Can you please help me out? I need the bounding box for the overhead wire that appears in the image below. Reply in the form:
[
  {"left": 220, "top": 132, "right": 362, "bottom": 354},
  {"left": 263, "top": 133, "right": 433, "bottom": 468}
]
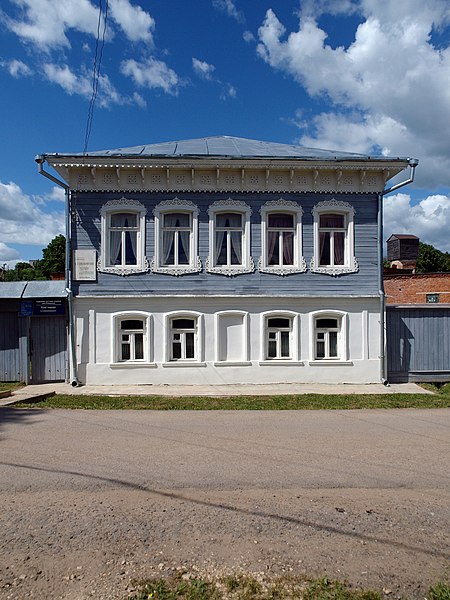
[{"left": 83, "top": 0, "right": 109, "bottom": 155}]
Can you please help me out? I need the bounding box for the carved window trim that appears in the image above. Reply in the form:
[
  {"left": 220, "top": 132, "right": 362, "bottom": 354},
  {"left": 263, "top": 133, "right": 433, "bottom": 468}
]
[
  {"left": 310, "top": 199, "right": 358, "bottom": 276},
  {"left": 258, "top": 199, "right": 306, "bottom": 276},
  {"left": 205, "top": 199, "right": 255, "bottom": 276},
  {"left": 151, "top": 198, "right": 201, "bottom": 276},
  {"left": 98, "top": 198, "right": 149, "bottom": 276}
]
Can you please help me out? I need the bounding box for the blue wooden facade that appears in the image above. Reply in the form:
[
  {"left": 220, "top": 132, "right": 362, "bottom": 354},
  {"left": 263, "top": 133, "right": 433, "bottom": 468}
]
[{"left": 40, "top": 136, "right": 413, "bottom": 386}]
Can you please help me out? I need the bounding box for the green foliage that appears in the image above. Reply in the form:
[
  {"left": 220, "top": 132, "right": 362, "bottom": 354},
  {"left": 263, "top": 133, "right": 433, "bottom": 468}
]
[
  {"left": 130, "top": 576, "right": 221, "bottom": 600},
  {"left": 416, "top": 242, "right": 450, "bottom": 273},
  {"left": 303, "top": 578, "right": 380, "bottom": 600},
  {"left": 1, "top": 235, "right": 65, "bottom": 281},
  {"left": 428, "top": 582, "right": 450, "bottom": 600},
  {"left": 40, "top": 234, "right": 66, "bottom": 278}
]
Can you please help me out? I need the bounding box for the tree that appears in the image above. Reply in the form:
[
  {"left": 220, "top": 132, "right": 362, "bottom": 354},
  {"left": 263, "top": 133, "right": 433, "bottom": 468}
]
[
  {"left": 40, "top": 235, "right": 66, "bottom": 278},
  {"left": 416, "top": 242, "right": 450, "bottom": 273},
  {"left": 1, "top": 235, "right": 65, "bottom": 282}
]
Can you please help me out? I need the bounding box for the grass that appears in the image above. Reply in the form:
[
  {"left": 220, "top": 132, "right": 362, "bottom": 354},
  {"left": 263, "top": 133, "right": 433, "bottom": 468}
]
[
  {"left": 0, "top": 382, "right": 25, "bottom": 393},
  {"left": 12, "top": 390, "right": 450, "bottom": 410},
  {"left": 127, "top": 574, "right": 450, "bottom": 600}
]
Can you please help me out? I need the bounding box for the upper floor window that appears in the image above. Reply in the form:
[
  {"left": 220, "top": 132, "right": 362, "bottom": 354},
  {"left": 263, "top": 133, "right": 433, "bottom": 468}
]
[
  {"left": 99, "top": 198, "right": 149, "bottom": 276},
  {"left": 152, "top": 199, "right": 201, "bottom": 276},
  {"left": 258, "top": 200, "right": 306, "bottom": 275},
  {"left": 310, "top": 200, "right": 358, "bottom": 276},
  {"left": 206, "top": 200, "right": 254, "bottom": 276}
]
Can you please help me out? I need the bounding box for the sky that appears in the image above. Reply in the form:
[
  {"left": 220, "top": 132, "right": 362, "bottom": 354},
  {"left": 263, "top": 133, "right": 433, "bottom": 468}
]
[{"left": 1, "top": 0, "right": 450, "bottom": 265}]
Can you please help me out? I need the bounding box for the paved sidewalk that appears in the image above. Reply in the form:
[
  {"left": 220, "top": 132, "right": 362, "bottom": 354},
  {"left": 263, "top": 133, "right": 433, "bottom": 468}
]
[{"left": 0, "top": 380, "right": 431, "bottom": 406}]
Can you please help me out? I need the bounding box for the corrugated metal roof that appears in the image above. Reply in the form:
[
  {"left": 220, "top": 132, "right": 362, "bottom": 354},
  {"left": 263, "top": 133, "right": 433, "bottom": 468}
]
[
  {"left": 44, "top": 135, "right": 408, "bottom": 162},
  {"left": 0, "top": 281, "right": 68, "bottom": 299}
]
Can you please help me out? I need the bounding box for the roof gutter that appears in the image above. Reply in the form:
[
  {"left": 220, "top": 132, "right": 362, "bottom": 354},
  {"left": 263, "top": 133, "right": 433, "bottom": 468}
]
[
  {"left": 378, "top": 157, "right": 419, "bottom": 385},
  {"left": 35, "top": 155, "right": 79, "bottom": 387}
]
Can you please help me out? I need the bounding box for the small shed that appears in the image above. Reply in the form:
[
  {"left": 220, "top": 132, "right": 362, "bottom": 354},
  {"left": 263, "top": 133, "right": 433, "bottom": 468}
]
[
  {"left": 0, "top": 281, "right": 68, "bottom": 383},
  {"left": 387, "top": 234, "right": 419, "bottom": 262}
]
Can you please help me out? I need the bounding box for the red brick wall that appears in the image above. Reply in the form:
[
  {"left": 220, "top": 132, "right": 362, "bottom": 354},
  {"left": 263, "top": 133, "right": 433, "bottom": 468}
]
[{"left": 384, "top": 273, "right": 450, "bottom": 304}]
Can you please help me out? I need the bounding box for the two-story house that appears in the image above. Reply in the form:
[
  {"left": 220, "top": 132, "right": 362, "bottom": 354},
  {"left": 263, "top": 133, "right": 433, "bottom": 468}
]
[{"left": 37, "top": 136, "right": 415, "bottom": 386}]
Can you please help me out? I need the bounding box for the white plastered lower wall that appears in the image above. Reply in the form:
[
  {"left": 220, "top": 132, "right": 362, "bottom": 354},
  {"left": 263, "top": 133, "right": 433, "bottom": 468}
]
[{"left": 74, "top": 296, "right": 381, "bottom": 385}]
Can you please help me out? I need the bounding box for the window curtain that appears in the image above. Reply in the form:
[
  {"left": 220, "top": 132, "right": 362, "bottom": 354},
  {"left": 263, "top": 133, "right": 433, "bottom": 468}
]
[
  {"left": 109, "top": 214, "right": 129, "bottom": 265},
  {"left": 162, "top": 214, "right": 179, "bottom": 264},
  {"left": 334, "top": 232, "right": 345, "bottom": 265},
  {"left": 268, "top": 214, "right": 294, "bottom": 266},
  {"left": 215, "top": 213, "right": 242, "bottom": 266}
]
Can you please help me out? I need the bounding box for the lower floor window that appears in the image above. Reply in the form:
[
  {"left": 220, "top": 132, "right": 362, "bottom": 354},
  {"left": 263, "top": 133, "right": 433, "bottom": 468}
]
[
  {"left": 170, "top": 317, "right": 197, "bottom": 360},
  {"left": 315, "top": 317, "right": 340, "bottom": 359},
  {"left": 266, "top": 316, "right": 292, "bottom": 359},
  {"left": 119, "top": 319, "right": 145, "bottom": 361}
]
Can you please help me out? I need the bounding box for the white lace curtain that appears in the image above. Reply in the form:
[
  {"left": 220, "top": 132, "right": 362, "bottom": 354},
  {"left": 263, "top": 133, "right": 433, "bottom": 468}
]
[
  {"left": 162, "top": 213, "right": 190, "bottom": 265},
  {"left": 109, "top": 213, "right": 137, "bottom": 266},
  {"left": 215, "top": 213, "right": 242, "bottom": 265}
]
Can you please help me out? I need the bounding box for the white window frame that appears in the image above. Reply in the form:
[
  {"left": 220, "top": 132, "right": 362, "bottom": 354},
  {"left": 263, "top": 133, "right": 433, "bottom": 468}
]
[
  {"left": 205, "top": 199, "right": 254, "bottom": 276},
  {"left": 309, "top": 310, "right": 349, "bottom": 363},
  {"left": 310, "top": 200, "right": 358, "bottom": 276},
  {"left": 163, "top": 311, "right": 204, "bottom": 365},
  {"left": 99, "top": 198, "right": 149, "bottom": 276},
  {"left": 258, "top": 200, "right": 306, "bottom": 275},
  {"left": 152, "top": 198, "right": 201, "bottom": 276},
  {"left": 111, "top": 312, "right": 153, "bottom": 365},
  {"left": 259, "top": 311, "right": 302, "bottom": 364}
]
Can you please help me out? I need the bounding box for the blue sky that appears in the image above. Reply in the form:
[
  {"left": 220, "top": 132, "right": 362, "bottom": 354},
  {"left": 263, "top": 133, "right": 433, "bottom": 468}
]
[{"left": 1, "top": 0, "right": 450, "bottom": 264}]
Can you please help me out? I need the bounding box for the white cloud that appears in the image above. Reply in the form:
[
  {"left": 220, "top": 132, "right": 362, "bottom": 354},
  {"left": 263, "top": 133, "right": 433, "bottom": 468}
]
[
  {"left": 192, "top": 58, "right": 216, "bottom": 80},
  {"left": 108, "top": 0, "right": 154, "bottom": 43},
  {"left": 0, "top": 242, "right": 20, "bottom": 263},
  {"left": 212, "top": 0, "right": 244, "bottom": 24},
  {"left": 0, "top": 58, "right": 32, "bottom": 77},
  {"left": 256, "top": 2, "right": 450, "bottom": 187},
  {"left": 221, "top": 83, "right": 237, "bottom": 100},
  {"left": 43, "top": 62, "right": 141, "bottom": 107},
  {"left": 120, "top": 57, "right": 180, "bottom": 94},
  {"left": 384, "top": 192, "right": 450, "bottom": 252},
  {"left": 243, "top": 30, "right": 255, "bottom": 43},
  {"left": 0, "top": 180, "right": 65, "bottom": 246},
  {"left": 3, "top": 0, "right": 101, "bottom": 49}
]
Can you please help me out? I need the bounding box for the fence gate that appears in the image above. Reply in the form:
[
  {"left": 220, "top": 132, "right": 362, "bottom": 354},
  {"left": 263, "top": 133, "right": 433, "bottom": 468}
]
[
  {"left": 386, "top": 306, "right": 450, "bottom": 382},
  {"left": 0, "top": 311, "right": 25, "bottom": 382},
  {"left": 30, "top": 316, "right": 68, "bottom": 383}
]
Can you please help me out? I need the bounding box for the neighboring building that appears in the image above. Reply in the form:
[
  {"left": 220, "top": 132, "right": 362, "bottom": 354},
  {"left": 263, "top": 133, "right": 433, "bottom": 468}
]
[
  {"left": 386, "top": 234, "right": 419, "bottom": 272},
  {"left": 37, "top": 136, "right": 414, "bottom": 386},
  {"left": 385, "top": 272, "right": 450, "bottom": 305}
]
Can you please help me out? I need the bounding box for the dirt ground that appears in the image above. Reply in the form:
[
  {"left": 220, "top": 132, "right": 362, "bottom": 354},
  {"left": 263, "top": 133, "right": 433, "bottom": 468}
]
[{"left": 0, "top": 408, "right": 449, "bottom": 599}]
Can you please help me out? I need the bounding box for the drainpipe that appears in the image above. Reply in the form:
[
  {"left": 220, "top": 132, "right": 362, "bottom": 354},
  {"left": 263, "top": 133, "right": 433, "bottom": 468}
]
[
  {"left": 35, "top": 155, "right": 80, "bottom": 386},
  {"left": 378, "top": 158, "right": 419, "bottom": 384}
]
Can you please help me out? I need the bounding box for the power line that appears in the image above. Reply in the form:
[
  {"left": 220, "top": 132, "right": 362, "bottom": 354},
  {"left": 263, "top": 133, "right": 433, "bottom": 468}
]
[{"left": 83, "top": 0, "right": 109, "bottom": 155}]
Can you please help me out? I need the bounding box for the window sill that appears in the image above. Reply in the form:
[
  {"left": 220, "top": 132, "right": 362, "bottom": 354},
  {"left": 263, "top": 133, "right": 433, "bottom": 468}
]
[
  {"left": 98, "top": 259, "right": 150, "bottom": 277},
  {"left": 257, "top": 257, "right": 307, "bottom": 276},
  {"left": 259, "top": 360, "right": 304, "bottom": 366},
  {"left": 205, "top": 256, "right": 255, "bottom": 277},
  {"left": 309, "top": 257, "right": 359, "bottom": 277},
  {"left": 213, "top": 361, "right": 252, "bottom": 367},
  {"left": 109, "top": 362, "right": 156, "bottom": 368},
  {"left": 162, "top": 361, "right": 207, "bottom": 367},
  {"left": 308, "top": 360, "right": 353, "bottom": 366},
  {"left": 150, "top": 257, "right": 202, "bottom": 276}
]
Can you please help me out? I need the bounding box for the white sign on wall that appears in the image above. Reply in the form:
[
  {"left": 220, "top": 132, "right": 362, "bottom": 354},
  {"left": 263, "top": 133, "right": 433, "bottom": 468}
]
[{"left": 74, "top": 249, "right": 97, "bottom": 281}]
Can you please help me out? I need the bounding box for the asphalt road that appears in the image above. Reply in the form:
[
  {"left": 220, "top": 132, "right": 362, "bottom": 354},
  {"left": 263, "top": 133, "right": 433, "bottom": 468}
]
[
  {"left": 0, "top": 408, "right": 449, "bottom": 599},
  {"left": 1, "top": 408, "right": 449, "bottom": 492}
]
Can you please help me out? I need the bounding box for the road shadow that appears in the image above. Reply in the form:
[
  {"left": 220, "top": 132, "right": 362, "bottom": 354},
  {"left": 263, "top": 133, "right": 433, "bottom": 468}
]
[
  {"left": 1, "top": 460, "right": 448, "bottom": 562},
  {"left": 0, "top": 407, "right": 45, "bottom": 435}
]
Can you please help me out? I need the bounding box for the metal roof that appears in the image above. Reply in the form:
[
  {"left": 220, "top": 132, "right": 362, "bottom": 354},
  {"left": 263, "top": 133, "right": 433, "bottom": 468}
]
[
  {"left": 44, "top": 135, "right": 408, "bottom": 162},
  {"left": 0, "top": 281, "right": 67, "bottom": 299}
]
